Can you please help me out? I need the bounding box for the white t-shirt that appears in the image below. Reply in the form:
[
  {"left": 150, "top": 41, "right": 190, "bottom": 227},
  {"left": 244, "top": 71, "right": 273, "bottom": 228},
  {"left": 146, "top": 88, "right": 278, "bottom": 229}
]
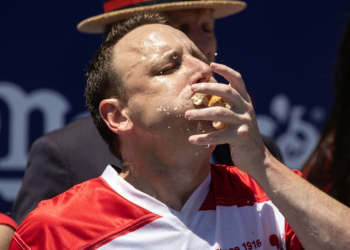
[{"left": 11, "top": 165, "right": 302, "bottom": 250}]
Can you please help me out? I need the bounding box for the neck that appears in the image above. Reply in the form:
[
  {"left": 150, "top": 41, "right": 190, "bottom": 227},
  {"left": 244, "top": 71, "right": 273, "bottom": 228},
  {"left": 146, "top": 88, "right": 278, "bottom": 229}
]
[{"left": 119, "top": 134, "right": 213, "bottom": 211}]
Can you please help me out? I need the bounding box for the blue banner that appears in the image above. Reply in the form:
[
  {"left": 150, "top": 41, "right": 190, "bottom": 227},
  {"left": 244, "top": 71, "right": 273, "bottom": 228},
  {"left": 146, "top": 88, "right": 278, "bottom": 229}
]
[{"left": 1, "top": 0, "right": 350, "bottom": 214}]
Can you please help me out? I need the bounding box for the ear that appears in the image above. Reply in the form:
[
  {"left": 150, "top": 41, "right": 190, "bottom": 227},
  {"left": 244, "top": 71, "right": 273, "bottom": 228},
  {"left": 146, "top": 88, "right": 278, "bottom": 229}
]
[{"left": 99, "top": 98, "right": 133, "bottom": 134}]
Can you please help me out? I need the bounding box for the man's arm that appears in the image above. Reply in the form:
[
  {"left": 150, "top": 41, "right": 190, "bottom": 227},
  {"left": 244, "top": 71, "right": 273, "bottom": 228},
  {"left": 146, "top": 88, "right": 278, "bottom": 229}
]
[
  {"left": 185, "top": 62, "right": 350, "bottom": 250},
  {"left": 212, "top": 135, "right": 283, "bottom": 165}
]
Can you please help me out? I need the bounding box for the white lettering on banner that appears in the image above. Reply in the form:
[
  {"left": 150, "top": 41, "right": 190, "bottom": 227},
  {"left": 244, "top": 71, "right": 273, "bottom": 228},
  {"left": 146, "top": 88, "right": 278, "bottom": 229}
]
[
  {"left": 0, "top": 82, "right": 71, "bottom": 170},
  {"left": 0, "top": 85, "right": 324, "bottom": 203},
  {"left": 257, "top": 94, "right": 323, "bottom": 170}
]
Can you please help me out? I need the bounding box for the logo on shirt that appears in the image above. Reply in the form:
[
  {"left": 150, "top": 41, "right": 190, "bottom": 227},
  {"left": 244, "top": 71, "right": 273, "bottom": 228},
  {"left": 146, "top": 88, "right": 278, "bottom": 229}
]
[{"left": 215, "top": 234, "right": 284, "bottom": 250}]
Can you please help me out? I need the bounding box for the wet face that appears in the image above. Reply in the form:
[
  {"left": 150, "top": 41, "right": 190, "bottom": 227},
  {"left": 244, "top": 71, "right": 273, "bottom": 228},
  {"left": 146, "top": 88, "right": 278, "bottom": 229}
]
[
  {"left": 113, "top": 24, "right": 216, "bottom": 139},
  {"left": 165, "top": 9, "right": 217, "bottom": 63}
]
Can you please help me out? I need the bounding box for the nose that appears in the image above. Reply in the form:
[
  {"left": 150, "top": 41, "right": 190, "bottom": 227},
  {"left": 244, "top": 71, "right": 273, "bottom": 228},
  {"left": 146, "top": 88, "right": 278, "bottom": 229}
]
[{"left": 189, "top": 57, "right": 213, "bottom": 84}]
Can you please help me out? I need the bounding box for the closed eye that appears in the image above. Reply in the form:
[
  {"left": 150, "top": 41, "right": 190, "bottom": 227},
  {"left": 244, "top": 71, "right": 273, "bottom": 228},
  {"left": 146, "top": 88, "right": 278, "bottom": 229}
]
[
  {"left": 202, "top": 23, "right": 214, "bottom": 34},
  {"left": 159, "top": 63, "right": 180, "bottom": 75}
]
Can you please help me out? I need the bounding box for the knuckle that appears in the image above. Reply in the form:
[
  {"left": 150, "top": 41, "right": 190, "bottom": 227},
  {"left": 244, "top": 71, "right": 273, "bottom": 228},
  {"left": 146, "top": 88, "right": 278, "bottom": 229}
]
[
  {"left": 241, "top": 113, "right": 252, "bottom": 122},
  {"left": 209, "top": 134, "right": 220, "bottom": 143},
  {"left": 217, "top": 107, "right": 228, "bottom": 116},
  {"left": 223, "top": 85, "right": 232, "bottom": 95},
  {"left": 235, "top": 72, "right": 242, "bottom": 80},
  {"left": 237, "top": 124, "right": 250, "bottom": 136}
]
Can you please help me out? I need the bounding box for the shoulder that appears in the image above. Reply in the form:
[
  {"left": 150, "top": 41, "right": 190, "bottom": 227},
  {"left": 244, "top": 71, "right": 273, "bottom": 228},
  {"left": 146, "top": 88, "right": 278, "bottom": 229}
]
[
  {"left": 30, "top": 116, "right": 98, "bottom": 151},
  {"left": 211, "top": 164, "right": 267, "bottom": 197},
  {"left": 29, "top": 115, "right": 120, "bottom": 174},
  {"left": 14, "top": 177, "right": 158, "bottom": 249},
  {"left": 200, "top": 165, "right": 269, "bottom": 210},
  {"left": 208, "top": 165, "right": 302, "bottom": 206},
  {"left": 38, "top": 116, "right": 97, "bottom": 143}
]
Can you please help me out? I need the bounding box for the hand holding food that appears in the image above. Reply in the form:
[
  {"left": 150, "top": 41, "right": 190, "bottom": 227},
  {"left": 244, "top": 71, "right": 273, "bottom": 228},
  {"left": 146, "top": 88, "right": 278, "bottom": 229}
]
[{"left": 191, "top": 93, "right": 231, "bottom": 130}]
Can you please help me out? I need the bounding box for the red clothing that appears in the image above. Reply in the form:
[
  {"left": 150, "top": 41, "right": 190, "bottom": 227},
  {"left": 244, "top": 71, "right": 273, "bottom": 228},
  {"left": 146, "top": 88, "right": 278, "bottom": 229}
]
[
  {"left": 0, "top": 213, "right": 18, "bottom": 230},
  {"left": 10, "top": 165, "right": 303, "bottom": 250}
]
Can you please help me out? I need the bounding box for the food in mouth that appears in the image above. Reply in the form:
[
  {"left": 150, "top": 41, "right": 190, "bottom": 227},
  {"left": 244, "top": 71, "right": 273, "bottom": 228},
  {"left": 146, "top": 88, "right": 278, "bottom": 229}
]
[{"left": 191, "top": 93, "right": 230, "bottom": 130}]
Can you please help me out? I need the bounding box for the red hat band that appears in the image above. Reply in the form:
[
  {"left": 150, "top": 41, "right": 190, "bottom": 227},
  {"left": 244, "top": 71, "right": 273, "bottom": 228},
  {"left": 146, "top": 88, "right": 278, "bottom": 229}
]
[{"left": 103, "top": 0, "right": 194, "bottom": 13}]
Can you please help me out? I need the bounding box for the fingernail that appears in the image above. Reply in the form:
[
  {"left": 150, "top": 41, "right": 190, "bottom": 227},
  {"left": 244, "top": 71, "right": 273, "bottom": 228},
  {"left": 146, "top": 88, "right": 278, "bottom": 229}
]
[
  {"left": 191, "top": 84, "right": 199, "bottom": 91},
  {"left": 189, "top": 136, "right": 195, "bottom": 143},
  {"left": 185, "top": 111, "right": 191, "bottom": 118}
]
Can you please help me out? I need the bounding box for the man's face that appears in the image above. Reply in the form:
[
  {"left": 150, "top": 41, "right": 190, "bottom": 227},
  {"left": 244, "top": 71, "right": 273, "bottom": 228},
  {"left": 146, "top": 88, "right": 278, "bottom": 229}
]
[
  {"left": 165, "top": 9, "right": 217, "bottom": 63},
  {"left": 113, "top": 24, "right": 216, "bottom": 140}
]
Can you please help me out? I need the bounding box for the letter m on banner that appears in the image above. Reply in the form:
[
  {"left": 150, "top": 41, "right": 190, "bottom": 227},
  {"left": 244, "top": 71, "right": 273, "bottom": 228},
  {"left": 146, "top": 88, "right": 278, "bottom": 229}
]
[{"left": 0, "top": 82, "right": 70, "bottom": 170}]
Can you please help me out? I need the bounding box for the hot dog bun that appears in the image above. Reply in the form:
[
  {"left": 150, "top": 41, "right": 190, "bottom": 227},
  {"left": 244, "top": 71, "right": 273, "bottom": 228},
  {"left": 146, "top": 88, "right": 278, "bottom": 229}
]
[{"left": 191, "top": 93, "right": 230, "bottom": 130}]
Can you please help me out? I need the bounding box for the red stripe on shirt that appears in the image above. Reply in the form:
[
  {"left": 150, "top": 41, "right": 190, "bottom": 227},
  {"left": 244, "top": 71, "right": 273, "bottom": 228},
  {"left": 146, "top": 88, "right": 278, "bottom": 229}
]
[{"left": 10, "top": 177, "right": 161, "bottom": 250}]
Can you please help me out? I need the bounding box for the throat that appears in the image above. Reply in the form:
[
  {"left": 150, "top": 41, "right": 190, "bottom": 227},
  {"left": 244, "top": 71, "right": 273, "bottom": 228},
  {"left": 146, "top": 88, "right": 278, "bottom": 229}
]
[{"left": 119, "top": 162, "right": 211, "bottom": 211}]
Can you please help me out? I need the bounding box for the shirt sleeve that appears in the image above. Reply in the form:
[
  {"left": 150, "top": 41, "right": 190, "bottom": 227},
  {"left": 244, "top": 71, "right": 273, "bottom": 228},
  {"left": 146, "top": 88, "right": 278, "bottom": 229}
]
[
  {"left": 0, "top": 213, "right": 18, "bottom": 230},
  {"left": 285, "top": 221, "right": 304, "bottom": 250}
]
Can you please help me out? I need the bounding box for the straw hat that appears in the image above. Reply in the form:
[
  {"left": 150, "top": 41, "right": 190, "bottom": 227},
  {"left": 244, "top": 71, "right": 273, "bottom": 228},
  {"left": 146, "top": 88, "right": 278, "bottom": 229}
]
[{"left": 77, "top": 0, "right": 247, "bottom": 34}]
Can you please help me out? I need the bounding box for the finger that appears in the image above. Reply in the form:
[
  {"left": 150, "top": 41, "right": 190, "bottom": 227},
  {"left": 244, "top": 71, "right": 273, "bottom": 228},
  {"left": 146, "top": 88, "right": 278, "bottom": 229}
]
[
  {"left": 210, "top": 62, "right": 250, "bottom": 102},
  {"left": 185, "top": 106, "right": 247, "bottom": 124},
  {"left": 189, "top": 130, "right": 228, "bottom": 145}
]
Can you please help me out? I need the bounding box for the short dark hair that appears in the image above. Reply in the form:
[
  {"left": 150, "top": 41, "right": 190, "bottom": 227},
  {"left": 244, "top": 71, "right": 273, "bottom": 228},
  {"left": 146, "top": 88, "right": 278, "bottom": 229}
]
[{"left": 85, "top": 12, "right": 169, "bottom": 159}]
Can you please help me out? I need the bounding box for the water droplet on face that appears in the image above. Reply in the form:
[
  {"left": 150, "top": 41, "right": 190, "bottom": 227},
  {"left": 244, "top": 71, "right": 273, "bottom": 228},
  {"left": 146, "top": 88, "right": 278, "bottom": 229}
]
[
  {"left": 215, "top": 53, "right": 218, "bottom": 56},
  {"left": 141, "top": 56, "right": 146, "bottom": 60},
  {"left": 206, "top": 144, "right": 210, "bottom": 148},
  {"left": 168, "top": 126, "right": 171, "bottom": 129},
  {"left": 209, "top": 137, "right": 213, "bottom": 140},
  {"left": 156, "top": 108, "right": 162, "bottom": 111},
  {"left": 174, "top": 107, "right": 177, "bottom": 110},
  {"left": 160, "top": 71, "right": 163, "bottom": 74},
  {"left": 173, "top": 55, "right": 177, "bottom": 59},
  {"left": 163, "top": 108, "right": 166, "bottom": 111},
  {"left": 167, "top": 112, "right": 169, "bottom": 114},
  {"left": 202, "top": 130, "right": 205, "bottom": 133}
]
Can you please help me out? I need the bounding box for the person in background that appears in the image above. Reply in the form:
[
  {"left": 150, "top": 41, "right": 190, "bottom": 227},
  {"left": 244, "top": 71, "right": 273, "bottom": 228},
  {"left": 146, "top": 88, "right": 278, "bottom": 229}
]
[
  {"left": 12, "top": 0, "right": 282, "bottom": 225},
  {"left": 302, "top": 15, "right": 350, "bottom": 207},
  {"left": 0, "top": 213, "right": 17, "bottom": 250},
  {"left": 9, "top": 13, "right": 350, "bottom": 249}
]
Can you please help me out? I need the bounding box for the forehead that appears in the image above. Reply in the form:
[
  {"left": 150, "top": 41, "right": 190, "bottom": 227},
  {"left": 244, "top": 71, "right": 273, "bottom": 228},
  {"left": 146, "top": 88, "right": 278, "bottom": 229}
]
[{"left": 114, "top": 24, "right": 195, "bottom": 61}]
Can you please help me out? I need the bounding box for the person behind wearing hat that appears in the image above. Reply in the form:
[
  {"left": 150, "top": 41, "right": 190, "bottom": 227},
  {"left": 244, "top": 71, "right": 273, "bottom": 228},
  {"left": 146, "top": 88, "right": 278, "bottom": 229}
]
[
  {"left": 9, "top": 13, "right": 350, "bottom": 249},
  {"left": 12, "top": 0, "right": 282, "bottom": 225}
]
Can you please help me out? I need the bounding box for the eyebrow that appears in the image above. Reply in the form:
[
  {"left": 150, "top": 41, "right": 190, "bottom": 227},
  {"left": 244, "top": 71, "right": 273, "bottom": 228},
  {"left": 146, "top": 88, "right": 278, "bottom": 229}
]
[
  {"left": 151, "top": 47, "right": 208, "bottom": 68},
  {"left": 192, "top": 48, "right": 209, "bottom": 65},
  {"left": 152, "top": 49, "right": 180, "bottom": 66},
  {"left": 148, "top": 49, "right": 178, "bottom": 74}
]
